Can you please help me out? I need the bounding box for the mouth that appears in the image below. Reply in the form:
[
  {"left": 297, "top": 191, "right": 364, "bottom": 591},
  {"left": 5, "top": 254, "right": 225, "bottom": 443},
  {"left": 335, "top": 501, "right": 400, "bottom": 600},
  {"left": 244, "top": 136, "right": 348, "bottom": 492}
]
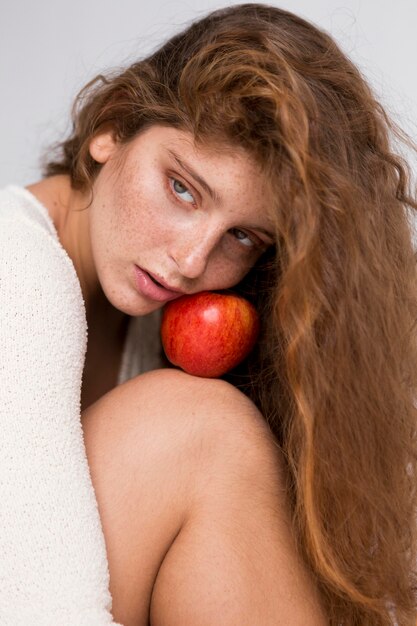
[
  {"left": 133, "top": 265, "right": 185, "bottom": 303},
  {"left": 145, "top": 269, "right": 185, "bottom": 294}
]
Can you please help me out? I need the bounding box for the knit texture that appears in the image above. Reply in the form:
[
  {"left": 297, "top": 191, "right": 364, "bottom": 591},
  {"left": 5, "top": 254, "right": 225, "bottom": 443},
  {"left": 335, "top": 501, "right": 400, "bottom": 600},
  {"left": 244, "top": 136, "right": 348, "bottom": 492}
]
[{"left": 0, "top": 185, "right": 131, "bottom": 625}]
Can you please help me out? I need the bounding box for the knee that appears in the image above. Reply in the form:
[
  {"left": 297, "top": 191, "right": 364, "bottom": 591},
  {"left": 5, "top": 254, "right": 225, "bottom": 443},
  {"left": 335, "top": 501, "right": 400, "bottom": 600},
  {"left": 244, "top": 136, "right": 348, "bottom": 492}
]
[
  {"left": 119, "top": 368, "right": 281, "bottom": 488},
  {"left": 122, "top": 367, "right": 273, "bottom": 447},
  {"left": 83, "top": 367, "right": 283, "bottom": 537},
  {"left": 83, "top": 369, "right": 281, "bottom": 502},
  {"left": 125, "top": 369, "right": 285, "bottom": 531}
]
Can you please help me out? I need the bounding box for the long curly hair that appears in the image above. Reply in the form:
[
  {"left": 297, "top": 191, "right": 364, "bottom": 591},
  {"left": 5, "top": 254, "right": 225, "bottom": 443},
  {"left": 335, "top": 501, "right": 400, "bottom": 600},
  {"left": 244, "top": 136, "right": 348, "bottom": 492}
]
[{"left": 43, "top": 4, "right": 417, "bottom": 623}]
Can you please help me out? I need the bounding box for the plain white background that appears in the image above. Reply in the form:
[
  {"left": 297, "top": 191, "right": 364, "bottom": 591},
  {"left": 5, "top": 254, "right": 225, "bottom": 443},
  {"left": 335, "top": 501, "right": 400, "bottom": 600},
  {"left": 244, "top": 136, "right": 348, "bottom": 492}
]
[{"left": 1, "top": 0, "right": 416, "bottom": 187}]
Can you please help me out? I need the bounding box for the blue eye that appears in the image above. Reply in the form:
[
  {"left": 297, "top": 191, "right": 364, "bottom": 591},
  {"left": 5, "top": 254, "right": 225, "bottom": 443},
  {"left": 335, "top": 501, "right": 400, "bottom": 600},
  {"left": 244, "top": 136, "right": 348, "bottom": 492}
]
[
  {"left": 229, "top": 228, "right": 256, "bottom": 248},
  {"left": 171, "top": 178, "right": 195, "bottom": 204}
]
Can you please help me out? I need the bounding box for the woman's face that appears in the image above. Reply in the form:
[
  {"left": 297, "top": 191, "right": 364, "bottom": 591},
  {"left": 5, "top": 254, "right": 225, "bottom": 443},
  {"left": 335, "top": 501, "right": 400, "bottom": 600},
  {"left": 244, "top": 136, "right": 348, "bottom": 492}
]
[{"left": 88, "top": 124, "right": 275, "bottom": 316}]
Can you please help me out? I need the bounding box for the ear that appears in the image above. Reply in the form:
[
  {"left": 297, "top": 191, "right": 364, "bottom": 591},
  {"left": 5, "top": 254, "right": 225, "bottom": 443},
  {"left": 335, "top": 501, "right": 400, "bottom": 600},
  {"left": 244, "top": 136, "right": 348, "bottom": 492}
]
[{"left": 89, "top": 131, "right": 118, "bottom": 164}]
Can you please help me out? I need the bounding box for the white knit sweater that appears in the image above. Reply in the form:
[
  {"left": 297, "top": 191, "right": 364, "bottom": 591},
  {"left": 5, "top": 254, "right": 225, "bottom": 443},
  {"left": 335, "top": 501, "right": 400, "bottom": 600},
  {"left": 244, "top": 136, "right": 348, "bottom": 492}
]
[{"left": 0, "top": 185, "right": 162, "bottom": 625}]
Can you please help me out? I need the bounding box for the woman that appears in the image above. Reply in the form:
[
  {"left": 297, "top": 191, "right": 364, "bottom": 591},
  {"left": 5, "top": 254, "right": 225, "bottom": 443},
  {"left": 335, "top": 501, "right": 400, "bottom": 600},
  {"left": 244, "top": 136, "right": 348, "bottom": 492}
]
[{"left": 1, "top": 3, "right": 416, "bottom": 625}]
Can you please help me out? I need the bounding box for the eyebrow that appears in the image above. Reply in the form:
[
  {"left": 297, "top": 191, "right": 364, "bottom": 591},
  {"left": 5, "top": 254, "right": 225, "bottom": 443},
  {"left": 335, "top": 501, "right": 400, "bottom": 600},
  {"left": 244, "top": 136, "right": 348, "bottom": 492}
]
[
  {"left": 166, "top": 148, "right": 221, "bottom": 204},
  {"left": 166, "top": 147, "right": 276, "bottom": 242}
]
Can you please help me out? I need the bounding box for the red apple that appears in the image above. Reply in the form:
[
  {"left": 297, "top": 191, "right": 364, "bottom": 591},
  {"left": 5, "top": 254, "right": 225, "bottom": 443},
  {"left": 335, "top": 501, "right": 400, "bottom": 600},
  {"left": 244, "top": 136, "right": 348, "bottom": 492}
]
[{"left": 160, "top": 291, "right": 260, "bottom": 378}]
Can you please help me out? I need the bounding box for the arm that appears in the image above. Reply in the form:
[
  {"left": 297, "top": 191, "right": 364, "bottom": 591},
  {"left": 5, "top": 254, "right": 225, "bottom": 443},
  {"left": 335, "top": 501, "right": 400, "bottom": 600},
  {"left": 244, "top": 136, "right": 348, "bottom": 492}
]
[{"left": 0, "top": 217, "right": 122, "bottom": 625}]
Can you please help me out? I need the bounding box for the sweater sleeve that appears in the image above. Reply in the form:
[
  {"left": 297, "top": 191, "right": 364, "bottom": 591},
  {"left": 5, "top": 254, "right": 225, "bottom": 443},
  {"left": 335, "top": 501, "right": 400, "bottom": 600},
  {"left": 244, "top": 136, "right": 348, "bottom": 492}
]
[{"left": 0, "top": 216, "right": 123, "bottom": 626}]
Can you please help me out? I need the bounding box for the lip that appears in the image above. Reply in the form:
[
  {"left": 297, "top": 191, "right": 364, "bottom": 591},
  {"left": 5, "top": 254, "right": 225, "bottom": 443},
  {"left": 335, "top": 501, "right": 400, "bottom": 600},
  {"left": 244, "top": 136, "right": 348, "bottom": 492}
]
[
  {"left": 133, "top": 265, "right": 185, "bottom": 303},
  {"left": 145, "top": 269, "right": 185, "bottom": 294}
]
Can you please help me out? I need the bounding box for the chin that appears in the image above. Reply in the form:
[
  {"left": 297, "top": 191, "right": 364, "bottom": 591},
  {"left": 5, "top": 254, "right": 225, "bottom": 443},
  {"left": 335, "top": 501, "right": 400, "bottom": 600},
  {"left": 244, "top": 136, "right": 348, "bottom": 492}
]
[
  {"left": 101, "top": 261, "right": 176, "bottom": 317},
  {"left": 121, "top": 292, "right": 164, "bottom": 317}
]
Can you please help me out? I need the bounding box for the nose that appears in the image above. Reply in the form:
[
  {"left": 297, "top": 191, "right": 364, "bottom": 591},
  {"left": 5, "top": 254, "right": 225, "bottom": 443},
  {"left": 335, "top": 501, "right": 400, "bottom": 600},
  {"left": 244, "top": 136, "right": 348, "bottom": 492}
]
[{"left": 169, "top": 226, "right": 219, "bottom": 281}]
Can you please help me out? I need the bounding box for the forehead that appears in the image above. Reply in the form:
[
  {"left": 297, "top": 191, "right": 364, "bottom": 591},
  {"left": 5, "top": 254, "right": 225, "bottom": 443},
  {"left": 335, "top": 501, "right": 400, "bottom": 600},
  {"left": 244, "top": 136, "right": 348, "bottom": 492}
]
[{"left": 131, "top": 124, "right": 259, "bottom": 169}]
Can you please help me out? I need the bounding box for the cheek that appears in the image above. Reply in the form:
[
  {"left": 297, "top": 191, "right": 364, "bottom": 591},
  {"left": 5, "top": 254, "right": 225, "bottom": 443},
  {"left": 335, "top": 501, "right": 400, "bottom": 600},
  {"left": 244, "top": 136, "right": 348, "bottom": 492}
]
[
  {"left": 118, "top": 168, "right": 178, "bottom": 237},
  {"left": 204, "top": 256, "right": 254, "bottom": 291}
]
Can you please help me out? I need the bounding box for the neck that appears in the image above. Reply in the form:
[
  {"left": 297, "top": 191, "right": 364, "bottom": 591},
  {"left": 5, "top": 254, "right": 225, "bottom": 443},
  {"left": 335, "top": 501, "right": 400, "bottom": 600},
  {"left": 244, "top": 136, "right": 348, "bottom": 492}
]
[{"left": 26, "top": 175, "right": 127, "bottom": 328}]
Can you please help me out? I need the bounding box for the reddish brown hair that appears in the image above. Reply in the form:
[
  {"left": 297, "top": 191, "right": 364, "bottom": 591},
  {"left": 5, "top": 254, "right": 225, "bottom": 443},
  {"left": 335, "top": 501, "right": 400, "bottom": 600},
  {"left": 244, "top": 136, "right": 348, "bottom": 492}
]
[{"left": 44, "top": 4, "right": 417, "bottom": 623}]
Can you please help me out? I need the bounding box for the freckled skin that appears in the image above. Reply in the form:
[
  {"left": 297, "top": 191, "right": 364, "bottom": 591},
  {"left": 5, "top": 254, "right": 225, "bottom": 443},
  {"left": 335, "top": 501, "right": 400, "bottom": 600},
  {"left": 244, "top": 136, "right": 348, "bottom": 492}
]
[
  {"left": 85, "top": 125, "right": 274, "bottom": 317},
  {"left": 27, "top": 124, "right": 275, "bottom": 325},
  {"left": 161, "top": 292, "right": 260, "bottom": 377}
]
